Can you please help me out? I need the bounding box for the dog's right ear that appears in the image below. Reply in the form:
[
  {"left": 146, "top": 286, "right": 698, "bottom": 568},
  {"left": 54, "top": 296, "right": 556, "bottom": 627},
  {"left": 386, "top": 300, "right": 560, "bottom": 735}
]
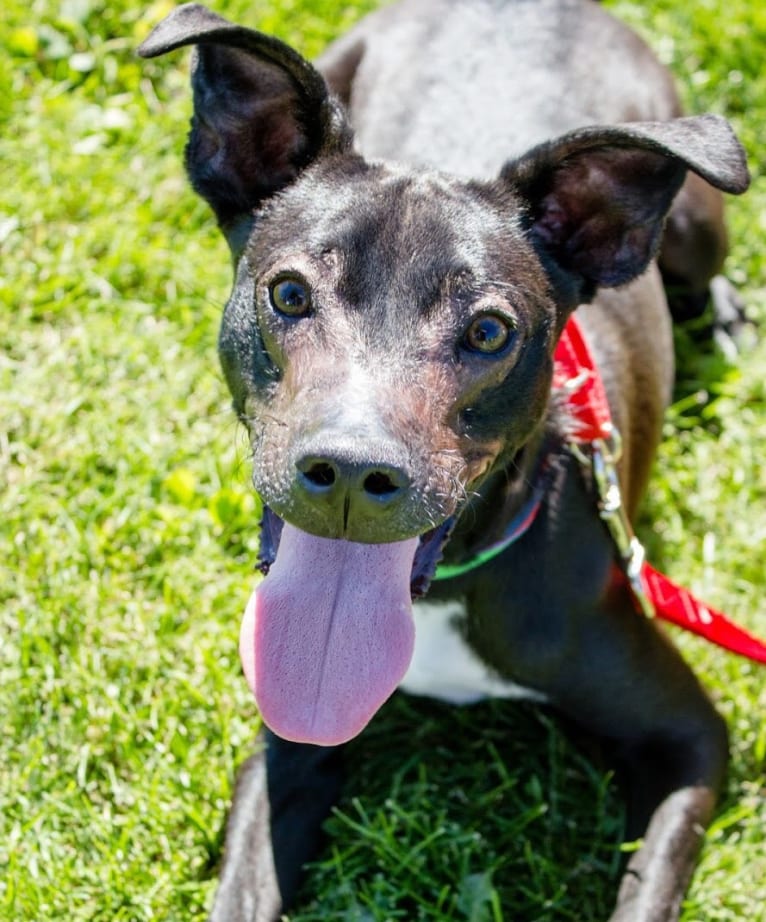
[
  {"left": 139, "top": 3, "right": 353, "bottom": 252},
  {"left": 502, "top": 115, "right": 749, "bottom": 307}
]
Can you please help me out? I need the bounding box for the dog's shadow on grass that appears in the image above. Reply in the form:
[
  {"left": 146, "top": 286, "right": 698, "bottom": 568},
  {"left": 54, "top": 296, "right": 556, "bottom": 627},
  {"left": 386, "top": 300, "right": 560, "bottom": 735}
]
[{"left": 290, "top": 693, "right": 625, "bottom": 922}]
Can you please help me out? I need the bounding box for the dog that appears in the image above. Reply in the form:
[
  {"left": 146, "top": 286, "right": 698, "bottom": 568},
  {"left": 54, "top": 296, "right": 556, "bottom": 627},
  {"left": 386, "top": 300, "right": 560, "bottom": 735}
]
[{"left": 139, "top": 1, "right": 750, "bottom": 919}]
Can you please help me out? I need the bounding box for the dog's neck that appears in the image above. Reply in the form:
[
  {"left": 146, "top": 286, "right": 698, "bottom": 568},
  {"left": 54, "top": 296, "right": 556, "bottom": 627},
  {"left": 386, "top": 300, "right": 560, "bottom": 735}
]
[{"left": 439, "top": 419, "right": 557, "bottom": 567}]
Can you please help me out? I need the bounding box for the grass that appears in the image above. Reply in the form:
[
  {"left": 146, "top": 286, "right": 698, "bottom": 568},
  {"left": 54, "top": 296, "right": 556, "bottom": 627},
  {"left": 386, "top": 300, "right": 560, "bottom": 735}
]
[{"left": 1, "top": 0, "right": 764, "bottom": 919}]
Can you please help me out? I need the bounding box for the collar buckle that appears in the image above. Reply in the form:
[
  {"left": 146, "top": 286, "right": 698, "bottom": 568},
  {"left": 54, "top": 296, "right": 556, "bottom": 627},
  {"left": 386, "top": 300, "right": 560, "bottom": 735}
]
[{"left": 571, "top": 430, "right": 656, "bottom": 619}]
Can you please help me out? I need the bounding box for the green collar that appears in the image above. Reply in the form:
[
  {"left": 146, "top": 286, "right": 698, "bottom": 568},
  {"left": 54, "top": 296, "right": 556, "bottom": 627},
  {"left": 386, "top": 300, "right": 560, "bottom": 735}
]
[{"left": 432, "top": 479, "right": 546, "bottom": 580}]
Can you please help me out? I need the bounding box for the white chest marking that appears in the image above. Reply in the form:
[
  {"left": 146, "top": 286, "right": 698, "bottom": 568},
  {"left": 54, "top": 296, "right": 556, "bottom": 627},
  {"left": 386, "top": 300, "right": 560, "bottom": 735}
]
[{"left": 399, "top": 598, "right": 547, "bottom": 705}]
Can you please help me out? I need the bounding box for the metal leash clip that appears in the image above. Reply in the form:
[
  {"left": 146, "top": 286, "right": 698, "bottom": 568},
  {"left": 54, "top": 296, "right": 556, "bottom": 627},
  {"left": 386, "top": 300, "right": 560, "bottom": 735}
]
[{"left": 571, "top": 425, "right": 656, "bottom": 619}]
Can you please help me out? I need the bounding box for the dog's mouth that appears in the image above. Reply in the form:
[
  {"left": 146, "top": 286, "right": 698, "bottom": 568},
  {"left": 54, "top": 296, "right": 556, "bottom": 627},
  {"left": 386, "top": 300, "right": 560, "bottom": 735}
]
[
  {"left": 238, "top": 506, "right": 454, "bottom": 746},
  {"left": 256, "top": 506, "right": 454, "bottom": 596}
]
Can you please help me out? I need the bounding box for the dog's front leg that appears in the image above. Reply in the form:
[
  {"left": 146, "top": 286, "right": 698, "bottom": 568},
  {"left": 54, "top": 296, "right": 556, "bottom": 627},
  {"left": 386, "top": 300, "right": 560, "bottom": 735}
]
[
  {"left": 543, "top": 578, "right": 729, "bottom": 922},
  {"left": 610, "top": 783, "right": 718, "bottom": 922},
  {"left": 210, "top": 730, "right": 345, "bottom": 922},
  {"left": 596, "top": 624, "right": 729, "bottom": 922}
]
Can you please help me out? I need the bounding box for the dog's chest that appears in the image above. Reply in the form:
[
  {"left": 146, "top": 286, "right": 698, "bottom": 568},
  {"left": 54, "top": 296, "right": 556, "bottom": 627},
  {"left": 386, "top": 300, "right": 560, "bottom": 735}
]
[{"left": 399, "top": 598, "right": 546, "bottom": 704}]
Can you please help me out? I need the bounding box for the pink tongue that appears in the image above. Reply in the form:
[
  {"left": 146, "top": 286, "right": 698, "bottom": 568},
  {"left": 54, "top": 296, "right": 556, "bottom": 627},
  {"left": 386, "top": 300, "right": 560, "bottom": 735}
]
[{"left": 240, "top": 523, "right": 418, "bottom": 746}]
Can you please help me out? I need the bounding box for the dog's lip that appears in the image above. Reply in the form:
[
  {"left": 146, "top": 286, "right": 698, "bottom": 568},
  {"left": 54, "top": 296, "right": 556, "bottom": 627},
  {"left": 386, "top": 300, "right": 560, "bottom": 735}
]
[
  {"left": 409, "top": 518, "right": 456, "bottom": 596},
  {"left": 257, "top": 505, "right": 454, "bottom": 598}
]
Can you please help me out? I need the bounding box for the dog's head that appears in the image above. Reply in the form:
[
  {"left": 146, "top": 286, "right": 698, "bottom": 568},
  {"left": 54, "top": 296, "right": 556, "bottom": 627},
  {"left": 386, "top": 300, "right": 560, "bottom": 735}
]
[{"left": 140, "top": 4, "right": 748, "bottom": 745}]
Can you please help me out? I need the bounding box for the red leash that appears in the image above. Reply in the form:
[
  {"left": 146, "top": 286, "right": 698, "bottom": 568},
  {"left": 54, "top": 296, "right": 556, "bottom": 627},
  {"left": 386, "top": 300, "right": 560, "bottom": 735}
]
[{"left": 554, "top": 315, "right": 766, "bottom": 664}]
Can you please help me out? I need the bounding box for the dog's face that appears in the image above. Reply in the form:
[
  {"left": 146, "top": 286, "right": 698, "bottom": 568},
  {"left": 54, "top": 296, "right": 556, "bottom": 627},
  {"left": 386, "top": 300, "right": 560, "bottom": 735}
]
[
  {"left": 138, "top": 5, "right": 747, "bottom": 551},
  {"left": 220, "top": 159, "right": 559, "bottom": 544}
]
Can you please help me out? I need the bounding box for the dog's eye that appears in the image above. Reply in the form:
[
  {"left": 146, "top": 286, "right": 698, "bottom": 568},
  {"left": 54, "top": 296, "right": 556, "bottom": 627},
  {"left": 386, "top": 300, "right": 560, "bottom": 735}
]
[
  {"left": 269, "top": 275, "right": 312, "bottom": 317},
  {"left": 463, "top": 313, "right": 513, "bottom": 355}
]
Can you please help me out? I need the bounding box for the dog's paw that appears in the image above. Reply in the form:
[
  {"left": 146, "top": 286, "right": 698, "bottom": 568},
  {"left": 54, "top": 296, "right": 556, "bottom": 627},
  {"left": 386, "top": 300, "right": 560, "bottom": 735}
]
[{"left": 709, "top": 274, "right": 757, "bottom": 358}]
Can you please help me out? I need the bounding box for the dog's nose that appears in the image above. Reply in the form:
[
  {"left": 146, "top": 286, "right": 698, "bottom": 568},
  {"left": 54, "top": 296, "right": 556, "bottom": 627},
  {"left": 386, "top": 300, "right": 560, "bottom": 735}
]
[{"left": 295, "top": 453, "right": 410, "bottom": 515}]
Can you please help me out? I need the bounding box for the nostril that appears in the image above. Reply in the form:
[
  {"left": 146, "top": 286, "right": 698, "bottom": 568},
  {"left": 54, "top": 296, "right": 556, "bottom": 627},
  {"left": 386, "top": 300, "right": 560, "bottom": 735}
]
[
  {"left": 363, "top": 470, "right": 400, "bottom": 497},
  {"left": 300, "top": 460, "right": 337, "bottom": 490},
  {"left": 296, "top": 452, "right": 409, "bottom": 508}
]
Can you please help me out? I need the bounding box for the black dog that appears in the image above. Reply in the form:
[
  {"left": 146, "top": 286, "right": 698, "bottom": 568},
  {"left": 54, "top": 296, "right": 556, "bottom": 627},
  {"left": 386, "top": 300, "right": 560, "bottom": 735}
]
[{"left": 139, "top": 2, "right": 749, "bottom": 919}]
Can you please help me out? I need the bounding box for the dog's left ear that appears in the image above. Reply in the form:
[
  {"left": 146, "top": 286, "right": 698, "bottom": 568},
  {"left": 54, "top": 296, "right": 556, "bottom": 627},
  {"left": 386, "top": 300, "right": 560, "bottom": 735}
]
[
  {"left": 503, "top": 115, "right": 749, "bottom": 302},
  {"left": 139, "top": 3, "right": 353, "bottom": 252}
]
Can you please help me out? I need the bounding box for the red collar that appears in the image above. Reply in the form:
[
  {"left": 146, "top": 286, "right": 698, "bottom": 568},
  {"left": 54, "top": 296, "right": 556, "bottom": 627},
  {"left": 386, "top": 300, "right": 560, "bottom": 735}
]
[{"left": 556, "top": 314, "right": 766, "bottom": 664}]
